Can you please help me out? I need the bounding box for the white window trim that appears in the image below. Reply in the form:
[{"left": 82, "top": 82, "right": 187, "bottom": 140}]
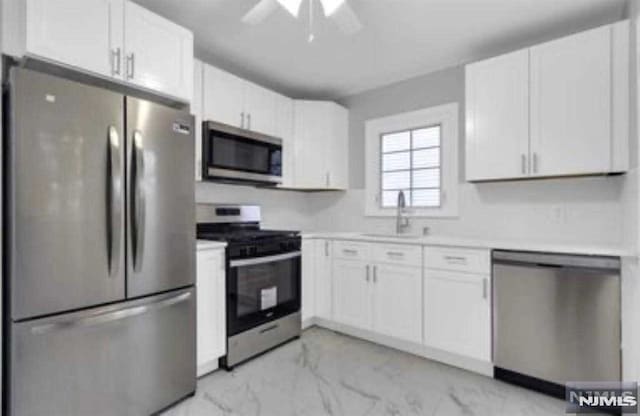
[{"left": 365, "top": 103, "right": 459, "bottom": 218}]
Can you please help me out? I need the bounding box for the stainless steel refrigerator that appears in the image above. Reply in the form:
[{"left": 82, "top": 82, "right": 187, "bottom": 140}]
[{"left": 4, "top": 67, "right": 196, "bottom": 415}]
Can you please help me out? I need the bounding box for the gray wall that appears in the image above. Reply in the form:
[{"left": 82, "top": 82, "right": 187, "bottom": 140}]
[{"left": 341, "top": 67, "right": 464, "bottom": 189}]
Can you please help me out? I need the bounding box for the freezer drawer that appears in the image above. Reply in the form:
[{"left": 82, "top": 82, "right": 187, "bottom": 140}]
[{"left": 8, "top": 288, "right": 196, "bottom": 416}]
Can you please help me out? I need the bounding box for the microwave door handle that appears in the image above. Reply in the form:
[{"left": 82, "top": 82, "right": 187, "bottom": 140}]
[
  {"left": 230, "top": 251, "right": 301, "bottom": 268},
  {"left": 107, "top": 126, "right": 123, "bottom": 276},
  {"left": 131, "top": 130, "right": 146, "bottom": 272}
]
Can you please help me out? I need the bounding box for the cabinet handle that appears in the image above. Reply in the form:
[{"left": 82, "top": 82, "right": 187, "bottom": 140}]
[
  {"left": 521, "top": 154, "right": 527, "bottom": 175},
  {"left": 247, "top": 113, "right": 252, "bottom": 130},
  {"left": 444, "top": 255, "right": 467, "bottom": 263},
  {"left": 533, "top": 153, "right": 539, "bottom": 174},
  {"left": 387, "top": 251, "right": 404, "bottom": 258},
  {"left": 365, "top": 265, "right": 370, "bottom": 282},
  {"left": 324, "top": 241, "right": 329, "bottom": 257},
  {"left": 326, "top": 172, "right": 330, "bottom": 187},
  {"left": 482, "top": 278, "right": 488, "bottom": 299},
  {"left": 240, "top": 112, "right": 245, "bottom": 128},
  {"left": 126, "top": 53, "right": 135, "bottom": 79},
  {"left": 111, "top": 48, "right": 121, "bottom": 76},
  {"left": 373, "top": 265, "right": 377, "bottom": 283}
]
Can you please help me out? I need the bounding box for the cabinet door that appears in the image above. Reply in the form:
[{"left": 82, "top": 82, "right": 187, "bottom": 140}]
[
  {"left": 301, "top": 239, "right": 316, "bottom": 323},
  {"left": 372, "top": 264, "right": 422, "bottom": 344},
  {"left": 193, "top": 59, "right": 204, "bottom": 181},
  {"left": 293, "top": 101, "right": 329, "bottom": 188},
  {"left": 424, "top": 270, "right": 491, "bottom": 361},
  {"left": 465, "top": 50, "right": 530, "bottom": 181},
  {"left": 244, "top": 81, "right": 278, "bottom": 136},
  {"left": 26, "top": 0, "right": 124, "bottom": 79},
  {"left": 196, "top": 248, "right": 226, "bottom": 376},
  {"left": 315, "top": 239, "right": 333, "bottom": 320},
  {"left": 123, "top": 1, "right": 193, "bottom": 102},
  {"left": 327, "top": 104, "right": 349, "bottom": 189},
  {"left": 530, "top": 25, "right": 611, "bottom": 177},
  {"left": 276, "top": 94, "right": 295, "bottom": 188},
  {"left": 332, "top": 259, "right": 371, "bottom": 330},
  {"left": 203, "top": 64, "right": 246, "bottom": 128}
]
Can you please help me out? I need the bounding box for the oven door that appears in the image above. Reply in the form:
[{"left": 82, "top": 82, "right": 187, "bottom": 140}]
[
  {"left": 203, "top": 121, "right": 282, "bottom": 184},
  {"left": 227, "top": 251, "right": 301, "bottom": 335}
]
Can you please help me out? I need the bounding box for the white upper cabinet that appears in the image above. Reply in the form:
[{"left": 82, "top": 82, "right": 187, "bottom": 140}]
[
  {"left": 465, "top": 20, "right": 629, "bottom": 181},
  {"left": 25, "top": 0, "right": 124, "bottom": 79},
  {"left": 202, "top": 64, "right": 246, "bottom": 128},
  {"left": 123, "top": 1, "right": 193, "bottom": 102},
  {"left": 7, "top": 0, "right": 194, "bottom": 102},
  {"left": 202, "top": 63, "right": 280, "bottom": 136},
  {"left": 197, "top": 64, "right": 349, "bottom": 190},
  {"left": 530, "top": 24, "right": 611, "bottom": 177},
  {"left": 244, "top": 81, "right": 278, "bottom": 137},
  {"left": 466, "top": 50, "right": 529, "bottom": 181},
  {"left": 276, "top": 94, "right": 295, "bottom": 188},
  {"left": 293, "top": 100, "right": 349, "bottom": 190}
]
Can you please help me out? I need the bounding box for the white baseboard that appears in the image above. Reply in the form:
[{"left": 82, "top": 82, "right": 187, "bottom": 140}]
[
  {"left": 313, "top": 317, "right": 492, "bottom": 377},
  {"left": 197, "top": 359, "right": 220, "bottom": 378}
]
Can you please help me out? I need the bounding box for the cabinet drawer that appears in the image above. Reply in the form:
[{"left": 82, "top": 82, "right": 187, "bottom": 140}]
[
  {"left": 425, "top": 246, "right": 490, "bottom": 274},
  {"left": 372, "top": 244, "right": 422, "bottom": 267},
  {"left": 333, "top": 241, "right": 370, "bottom": 261}
]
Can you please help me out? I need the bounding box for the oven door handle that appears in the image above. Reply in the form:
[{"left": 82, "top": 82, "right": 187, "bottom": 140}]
[{"left": 230, "top": 251, "right": 301, "bottom": 268}]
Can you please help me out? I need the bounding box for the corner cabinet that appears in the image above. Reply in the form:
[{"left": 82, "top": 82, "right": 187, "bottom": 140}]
[
  {"left": 6, "top": 0, "right": 194, "bottom": 103},
  {"left": 196, "top": 244, "right": 226, "bottom": 377},
  {"left": 293, "top": 101, "right": 349, "bottom": 190},
  {"left": 466, "top": 20, "right": 629, "bottom": 181}
]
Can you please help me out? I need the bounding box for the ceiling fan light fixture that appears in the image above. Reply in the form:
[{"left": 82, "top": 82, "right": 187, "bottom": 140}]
[
  {"left": 320, "top": 0, "right": 345, "bottom": 16},
  {"left": 277, "top": 0, "right": 303, "bottom": 17}
]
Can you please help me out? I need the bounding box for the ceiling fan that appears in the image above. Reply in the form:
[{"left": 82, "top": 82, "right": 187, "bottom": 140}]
[{"left": 242, "top": 0, "right": 363, "bottom": 41}]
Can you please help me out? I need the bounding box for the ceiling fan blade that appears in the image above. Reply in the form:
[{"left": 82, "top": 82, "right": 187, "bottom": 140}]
[
  {"left": 329, "top": 2, "right": 363, "bottom": 35},
  {"left": 242, "top": 0, "right": 279, "bottom": 25}
]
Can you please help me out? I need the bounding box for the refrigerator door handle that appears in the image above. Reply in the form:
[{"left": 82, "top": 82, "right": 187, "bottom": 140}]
[
  {"left": 107, "top": 126, "right": 123, "bottom": 276},
  {"left": 30, "top": 291, "right": 192, "bottom": 335},
  {"left": 131, "top": 130, "right": 146, "bottom": 272}
]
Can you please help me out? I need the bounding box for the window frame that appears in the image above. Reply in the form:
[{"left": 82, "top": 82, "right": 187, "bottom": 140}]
[
  {"left": 365, "top": 103, "right": 459, "bottom": 218},
  {"left": 378, "top": 123, "right": 443, "bottom": 209}
]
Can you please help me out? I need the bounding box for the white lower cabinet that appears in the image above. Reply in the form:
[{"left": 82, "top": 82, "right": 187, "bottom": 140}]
[
  {"left": 331, "top": 242, "right": 423, "bottom": 344},
  {"left": 423, "top": 247, "right": 491, "bottom": 362},
  {"left": 372, "top": 263, "right": 422, "bottom": 344},
  {"left": 303, "top": 239, "right": 492, "bottom": 373},
  {"left": 314, "top": 239, "right": 333, "bottom": 321},
  {"left": 332, "top": 258, "right": 371, "bottom": 329},
  {"left": 196, "top": 246, "right": 226, "bottom": 377}
]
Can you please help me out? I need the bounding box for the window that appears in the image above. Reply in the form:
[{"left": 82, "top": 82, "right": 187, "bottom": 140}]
[
  {"left": 365, "top": 103, "right": 459, "bottom": 218},
  {"left": 380, "top": 125, "right": 441, "bottom": 208}
]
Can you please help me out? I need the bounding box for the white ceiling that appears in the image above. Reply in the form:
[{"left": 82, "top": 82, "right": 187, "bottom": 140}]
[{"left": 131, "top": 0, "right": 627, "bottom": 100}]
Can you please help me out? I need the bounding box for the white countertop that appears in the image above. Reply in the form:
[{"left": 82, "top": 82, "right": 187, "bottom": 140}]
[
  {"left": 301, "top": 232, "right": 634, "bottom": 258},
  {"left": 196, "top": 240, "right": 227, "bottom": 250}
]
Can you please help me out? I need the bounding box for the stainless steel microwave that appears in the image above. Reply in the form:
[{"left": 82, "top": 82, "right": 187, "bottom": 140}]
[{"left": 202, "top": 120, "right": 283, "bottom": 185}]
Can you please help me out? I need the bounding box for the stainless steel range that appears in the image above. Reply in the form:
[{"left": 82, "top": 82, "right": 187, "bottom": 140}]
[{"left": 197, "top": 204, "right": 301, "bottom": 369}]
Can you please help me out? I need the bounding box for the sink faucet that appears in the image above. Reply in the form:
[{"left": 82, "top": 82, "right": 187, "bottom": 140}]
[{"left": 396, "top": 190, "right": 410, "bottom": 234}]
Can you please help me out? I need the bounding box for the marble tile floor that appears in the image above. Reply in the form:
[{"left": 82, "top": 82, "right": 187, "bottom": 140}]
[{"left": 162, "top": 327, "right": 567, "bottom": 416}]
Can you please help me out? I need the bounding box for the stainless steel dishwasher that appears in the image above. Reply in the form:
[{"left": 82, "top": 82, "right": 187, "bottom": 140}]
[{"left": 493, "top": 251, "right": 621, "bottom": 395}]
